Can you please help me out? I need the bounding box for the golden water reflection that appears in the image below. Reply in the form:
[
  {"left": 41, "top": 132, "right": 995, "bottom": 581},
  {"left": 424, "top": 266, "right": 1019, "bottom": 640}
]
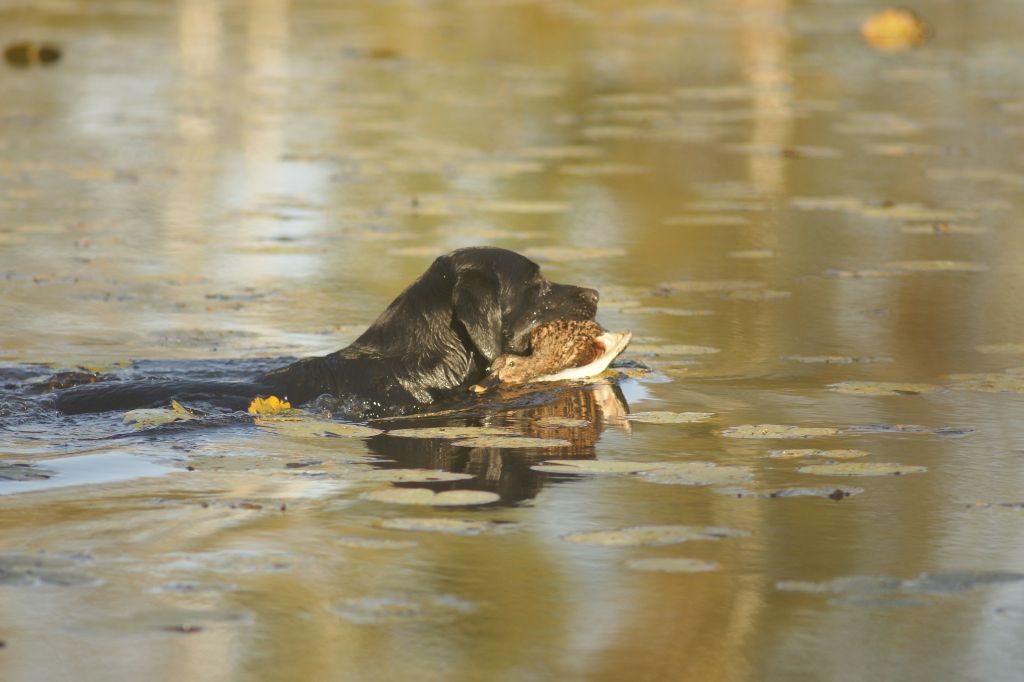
[{"left": 2, "top": 0, "right": 1024, "bottom": 680}]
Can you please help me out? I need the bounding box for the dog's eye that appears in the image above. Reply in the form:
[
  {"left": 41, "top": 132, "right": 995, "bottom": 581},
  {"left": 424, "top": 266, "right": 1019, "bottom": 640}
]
[{"left": 506, "top": 359, "right": 516, "bottom": 368}]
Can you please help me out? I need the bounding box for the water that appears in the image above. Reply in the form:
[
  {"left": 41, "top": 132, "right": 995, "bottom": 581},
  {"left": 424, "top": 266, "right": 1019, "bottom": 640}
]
[{"left": 2, "top": 0, "right": 1024, "bottom": 680}]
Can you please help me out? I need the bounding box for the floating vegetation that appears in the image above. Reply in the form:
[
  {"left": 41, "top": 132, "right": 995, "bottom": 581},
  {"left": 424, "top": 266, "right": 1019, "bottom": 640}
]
[
  {"left": 333, "top": 537, "right": 418, "bottom": 550},
  {"left": 626, "top": 411, "right": 715, "bottom": 424},
  {"left": 0, "top": 554, "right": 99, "bottom": 587},
  {"left": 559, "top": 163, "right": 649, "bottom": 176},
  {"left": 360, "top": 488, "right": 499, "bottom": 506},
  {"left": 720, "top": 425, "right": 839, "bottom": 439},
  {"left": 123, "top": 400, "right": 201, "bottom": 428},
  {"left": 975, "top": 343, "right": 1024, "bottom": 355},
  {"left": 377, "top": 517, "right": 513, "bottom": 535},
  {"left": 386, "top": 426, "right": 514, "bottom": 440},
  {"left": 797, "top": 462, "right": 926, "bottom": 476},
  {"left": 884, "top": 260, "right": 988, "bottom": 273},
  {"left": 945, "top": 368, "right": 1024, "bottom": 393},
  {"left": 778, "top": 571, "right": 1024, "bottom": 596},
  {"left": 348, "top": 469, "right": 475, "bottom": 483},
  {"left": 785, "top": 355, "right": 892, "bottom": 365},
  {"left": 727, "top": 249, "right": 774, "bottom": 259},
  {"left": 769, "top": 449, "right": 870, "bottom": 460},
  {"left": 625, "top": 558, "right": 720, "bottom": 573},
  {"left": 451, "top": 436, "right": 572, "bottom": 449},
  {"left": 900, "top": 223, "right": 987, "bottom": 235},
  {"left": 861, "top": 9, "right": 930, "bottom": 52},
  {"left": 563, "top": 525, "right": 748, "bottom": 547},
  {"left": 828, "top": 382, "right": 942, "bottom": 396},
  {"left": 472, "top": 199, "right": 569, "bottom": 214},
  {"left": 533, "top": 417, "right": 589, "bottom": 428},
  {"left": 255, "top": 417, "right": 383, "bottom": 439},
  {"left": 639, "top": 462, "right": 755, "bottom": 486},
  {"left": 331, "top": 594, "right": 475, "bottom": 625},
  {"left": 845, "top": 424, "right": 974, "bottom": 437},
  {"left": 824, "top": 268, "right": 903, "bottom": 279},
  {"left": 530, "top": 460, "right": 667, "bottom": 475},
  {"left": 714, "top": 486, "right": 864, "bottom": 500}
]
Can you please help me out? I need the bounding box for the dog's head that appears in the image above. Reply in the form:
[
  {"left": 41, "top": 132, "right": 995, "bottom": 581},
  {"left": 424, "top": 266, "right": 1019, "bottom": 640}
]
[{"left": 444, "top": 247, "right": 599, "bottom": 363}]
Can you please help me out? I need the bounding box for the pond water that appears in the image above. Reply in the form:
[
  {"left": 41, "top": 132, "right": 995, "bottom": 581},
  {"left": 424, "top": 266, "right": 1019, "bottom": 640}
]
[{"left": 2, "top": 0, "right": 1024, "bottom": 680}]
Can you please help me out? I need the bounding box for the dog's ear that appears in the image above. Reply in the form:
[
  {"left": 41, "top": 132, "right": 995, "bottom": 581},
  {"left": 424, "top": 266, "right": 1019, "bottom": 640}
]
[{"left": 452, "top": 267, "right": 504, "bottom": 362}]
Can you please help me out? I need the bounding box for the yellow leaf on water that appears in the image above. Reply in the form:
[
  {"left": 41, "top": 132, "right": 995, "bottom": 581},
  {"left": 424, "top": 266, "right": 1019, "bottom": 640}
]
[
  {"left": 247, "top": 395, "right": 292, "bottom": 416},
  {"left": 861, "top": 9, "right": 930, "bottom": 52}
]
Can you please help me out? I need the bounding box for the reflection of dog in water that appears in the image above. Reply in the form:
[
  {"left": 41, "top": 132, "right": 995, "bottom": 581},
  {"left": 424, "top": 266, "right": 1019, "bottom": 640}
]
[{"left": 368, "top": 381, "right": 630, "bottom": 504}]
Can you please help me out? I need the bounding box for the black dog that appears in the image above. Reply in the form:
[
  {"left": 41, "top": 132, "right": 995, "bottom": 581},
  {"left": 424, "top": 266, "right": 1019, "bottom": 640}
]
[{"left": 51, "top": 247, "right": 599, "bottom": 418}]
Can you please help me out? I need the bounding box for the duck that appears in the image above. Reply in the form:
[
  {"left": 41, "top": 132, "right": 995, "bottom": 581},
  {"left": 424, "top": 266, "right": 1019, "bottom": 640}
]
[{"left": 470, "top": 319, "right": 632, "bottom": 392}]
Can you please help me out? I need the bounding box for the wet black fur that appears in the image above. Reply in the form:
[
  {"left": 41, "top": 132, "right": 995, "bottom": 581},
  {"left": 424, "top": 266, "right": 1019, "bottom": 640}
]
[{"left": 50, "top": 247, "right": 599, "bottom": 418}]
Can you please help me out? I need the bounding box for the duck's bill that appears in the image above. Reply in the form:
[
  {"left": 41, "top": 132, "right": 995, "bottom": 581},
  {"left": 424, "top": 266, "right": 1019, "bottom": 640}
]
[{"left": 532, "top": 330, "right": 633, "bottom": 383}]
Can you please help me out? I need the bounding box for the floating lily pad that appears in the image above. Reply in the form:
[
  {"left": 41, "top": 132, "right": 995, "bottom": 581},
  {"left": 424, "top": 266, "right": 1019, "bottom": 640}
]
[
  {"left": 778, "top": 571, "right": 1024, "bottom": 596},
  {"left": 976, "top": 343, "right": 1024, "bottom": 355},
  {"left": 563, "top": 525, "right": 748, "bottom": 547},
  {"left": 884, "top": 260, "right": 988, "bottom": 273},
  {"left": 626, "top": 411, "right": 715, "bottom": 424},
  {"left": 639, "top": 462, "right": 754, "bottom": 486},
  {"left": 333, "top": 537, "right": 418, "bottom": 550},
  {"left": 771, "top": 447, "right": 869, "bottom": 461},
  {"left": 785, "top": 355, "right": 892, "bottom": 364},
  {"left": 451, "top": 436, "right": 571, "bottom": 449},
  {"left": 386, "top": 426, "right": 514, "bottom": 440},
  {"left": 720, "top": 425, "right": 839, "bottom": 439},
  {"left": 625, "top": 558, "right": 720, "bottom": 573},
  {"left": 828, "top": 382, "right": 941, "bottom": 396},
  {"left": 349, "top": 469, "right": 475, "bottom": 483},
  {"left": 797, "top": 462, "right": 926, "bottom": 476},
  {"left": 530, "top": 460, "right": 667, "bottom": 475},
  {"left": 377, "top": 517, "right": 513, "bottom": 535},
  {"left": 256, "top": 417, "right": 382, "bottom": 438},
  {"left": 946, "top": 369, "right": 1024, "bottom": 393},
  {"left": 534, "top": 417, "right": 589, "bottom": 428},
  {"left": 361, "top": 488, "right": 499, "bottom": 506},
  {"left": 714, "top": 486, "right": 864, "bottom": 499},
  {"left": 331, "top": 594, "right": 475, "bottom": 624},
  {"left": 123, "top": 400, "right": 200, "bottom": 428}
]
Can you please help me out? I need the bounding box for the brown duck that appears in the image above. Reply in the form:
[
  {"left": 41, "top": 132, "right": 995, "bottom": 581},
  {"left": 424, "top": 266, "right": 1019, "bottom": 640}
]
[{"left": 470, "top": 319, "right": 632, "bottom": 392}]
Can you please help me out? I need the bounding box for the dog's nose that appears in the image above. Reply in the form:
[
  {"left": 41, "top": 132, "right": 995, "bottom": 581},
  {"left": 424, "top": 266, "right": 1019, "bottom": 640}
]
[{"left": 579, "top": 287, "right": 599, "bottom": 306}]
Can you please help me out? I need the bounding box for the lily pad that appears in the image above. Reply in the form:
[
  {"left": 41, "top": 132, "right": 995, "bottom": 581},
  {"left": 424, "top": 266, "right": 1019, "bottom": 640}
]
[
  {"left": 639, "top": 462, "right": 754, "bottom": 486},
  {"left": 333, "top": 537, "right": 418, "bottom": 550},
  {"left": 123, "top": 400, "right": 200, "bottom": 428},
  {"left": 331, "top": 594, "right": 475, "bottom": 624},
  {"left": 720, "top": 424, "right": 839, "bottom": 439},
  {"left": 976, "top": 343, "right": 1024, "bottom": 355},
  {"left": 386, "top": 426, "right": 514, "bottom": 440},
  {"left": 377, "top": 517, "right": 513, "bottom": 535},
  {"left": 563, "top": 525, "right": 748, "bottom": 547},
  {"left": 626, "top": 411, "right": 715, "bottom": 424},
  {"left": 625, "top": 558, "right": 720, "bottom": 573},
  {"left": 530, "top": 460, "right": 667, "bottom": 475},
  {"left": 349, "top": 469, "right": 475, "bottom": 483},
  {"left": 884, "top": 260, "right": 988, "bottom": 273},
  {"left": 451, "top": 436, "right": 571, "bottom": 449},
  {"left": 797, "top": 462, "right": 926, "bottom": 476},
  {"left": 534, "top": 417, "right": 590, "bottom": 428},
  {"left": 769, "top": 449, "right": 870, "bottom": 460},
  {"left": 256, "top": 417, "right": 382, "bottom": 438},
  {"left": 361, "top": 488, "right": 499, "bottom": 506},
  {"left": 828, "top": 382, "right": 941, "bottom": 396},
  {"left": 714, "top": 486, "right": 864, "bottom": 499}
]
